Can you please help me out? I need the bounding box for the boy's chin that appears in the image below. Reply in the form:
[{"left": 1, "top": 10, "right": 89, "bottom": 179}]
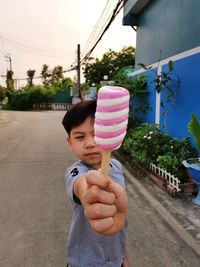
[{"left": 83, "top": 158, "right": 101, "bottom": 169}]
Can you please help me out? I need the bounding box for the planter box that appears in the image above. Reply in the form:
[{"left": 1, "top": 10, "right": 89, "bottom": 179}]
[
  {"left": 113, "top": 151, "right": 196, "bottom": 197},
  {"left": 136, "top": 163, "right": 169, "bottom": 193},
  {"left": 136, "top": 164, "right": 196, "bottom": 197},
  {"left": 179, "top": 182, "right": 196, "bottom": 194}
]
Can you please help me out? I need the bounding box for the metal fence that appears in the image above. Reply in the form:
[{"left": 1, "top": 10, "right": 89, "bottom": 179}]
[{"left": 33, "top": 103, "right": 72, "bottom": 111}]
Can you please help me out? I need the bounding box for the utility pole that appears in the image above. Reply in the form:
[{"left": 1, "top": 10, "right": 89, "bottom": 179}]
[
  {"left": 5, "top": 53, "right": 12, "bottom": 71},
  {"left": 77, "top": 44, "right": 81, "bottom": 98},
  {"left": 5, "top": 53, "right": 14, "bottom": 90}
]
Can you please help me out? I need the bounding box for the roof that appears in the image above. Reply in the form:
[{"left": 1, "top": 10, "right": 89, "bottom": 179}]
[
  {"left": 123, "top": 0, "right": 151, "bottom": 26},
  {"left": 124, "top": 0, "right": 150, "bottom": 16}
]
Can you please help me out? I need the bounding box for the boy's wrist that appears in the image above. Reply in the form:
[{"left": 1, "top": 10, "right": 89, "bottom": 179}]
[{"left": 73, "top": 176, "right": 88, "bottom": 204}]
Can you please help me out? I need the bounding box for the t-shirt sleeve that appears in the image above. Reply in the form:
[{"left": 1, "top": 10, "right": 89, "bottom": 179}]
[
  {"left": 109, "top": 159, "right": 126, "bottom": 189},
  {"left": 65, "top": 164, "right": 87, "bottom": 205}
]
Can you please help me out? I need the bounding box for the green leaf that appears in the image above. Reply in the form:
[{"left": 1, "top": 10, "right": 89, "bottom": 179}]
[
  {"left": 188, "top": 114, "right": 200, "bottom": 150},
  {"left": 155, "top": 84, "right": 161, "bottom": 93},
  {"left": 168, "top": 60, "right": 173, "bottom": 72},
  {"left": 138, "top": 63, "right": 152, "bottom": 70}
]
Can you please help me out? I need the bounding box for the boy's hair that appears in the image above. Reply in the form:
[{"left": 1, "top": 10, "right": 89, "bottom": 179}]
[{"left": 62, "top": 100, "right": 97, "bottom": 135}]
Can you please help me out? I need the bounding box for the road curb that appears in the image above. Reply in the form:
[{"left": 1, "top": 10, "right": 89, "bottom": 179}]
[{"left": 123, "top": 166, "right": 200, "bottom": 258}]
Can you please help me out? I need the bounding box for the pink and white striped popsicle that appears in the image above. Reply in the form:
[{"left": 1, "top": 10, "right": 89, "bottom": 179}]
[{"left": 94, "top": 86, "right": 130, "bottom": 174}]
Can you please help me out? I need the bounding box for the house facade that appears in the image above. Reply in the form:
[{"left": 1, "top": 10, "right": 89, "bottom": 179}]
[{"left": 123, "top": 0, "right": 200, "bottom": 140}]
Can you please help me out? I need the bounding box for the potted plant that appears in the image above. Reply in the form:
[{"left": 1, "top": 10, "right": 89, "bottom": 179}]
[{"left": 182, "top": 114, "right": 200, "bottom": 205}]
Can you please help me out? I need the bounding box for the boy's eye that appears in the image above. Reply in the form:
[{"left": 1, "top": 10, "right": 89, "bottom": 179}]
[{"left": 75, "top": 136, "right": 84, "bottom": 140}]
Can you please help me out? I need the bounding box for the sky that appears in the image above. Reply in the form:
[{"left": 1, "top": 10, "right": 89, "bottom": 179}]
[{"left": 0, "top": 0, "right": 136, "bottom": 87}]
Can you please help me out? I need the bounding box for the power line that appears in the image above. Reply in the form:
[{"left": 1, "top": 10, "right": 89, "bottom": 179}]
[
  {"left": 81, "top": 0, "right": 124, "bottom": 64},
  {"left": 0, "top": 32, "right": 73, "bottom": 53},
  {"left": 0, "top": 65, "right": 76, "bottom": 82},
  {"left": 82, "top": 0, "right": 114, "bottom": 54},
  {"left": 1, "top": 0, "right": 124, "bottom": 83},
  {"left": 0, "top": 36, "right": 7, "bottom": 55}
]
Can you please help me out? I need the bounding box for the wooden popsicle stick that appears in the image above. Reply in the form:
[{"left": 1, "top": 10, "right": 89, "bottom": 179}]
[{"left": 101, "top": 150, "right": 111, "bottom": 178}]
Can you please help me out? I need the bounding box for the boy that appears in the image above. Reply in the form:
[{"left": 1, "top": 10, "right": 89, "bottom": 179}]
[{"left": 62, "top": 100, "right": 129, "bottom": 267}]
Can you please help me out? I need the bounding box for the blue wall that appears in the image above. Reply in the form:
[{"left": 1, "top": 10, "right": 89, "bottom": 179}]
[
  {"left": 131, "top": 68, "right": 157, "bottom": 123},
  {"left": 124, "top": 0, "right": 200, "bottom": 144},
  {"left": 160, "top": 53, "right": 200, "bottom": 140},
  {"left": 131, "top": 51, "right": 200, "bottom": 142},
  {"left": 134, "top": 0, "right": 200, "bottom": 68},
  {"left": 143, "top": 68, "right": 157, "bottom": 124}
]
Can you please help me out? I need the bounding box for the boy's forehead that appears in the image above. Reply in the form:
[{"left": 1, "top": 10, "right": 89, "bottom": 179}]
[{"left": 71, "top": 117, "right": 94, "bottom": 133}]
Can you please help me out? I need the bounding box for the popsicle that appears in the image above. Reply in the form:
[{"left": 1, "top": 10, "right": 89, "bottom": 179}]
[{"left": 94, "top": 86, "right": 130, "bottom": 175}]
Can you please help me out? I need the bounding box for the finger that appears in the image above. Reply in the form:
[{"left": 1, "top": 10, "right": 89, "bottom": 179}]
[
  {"left": 89, "top": 217, "right": 114, "bottom": 234},
  {"left": 85, "top": 170, "right": 110, "bottom": 189},
  {"left": 107, "top": 180, "right": 123, "bottom": 198},
  {"left": 84, "top": 185, "right": 115, "bottom": 205},
  {"left": 84, "top": 203, "right": 117, "bottom": 219},
  {"left": 107, "top": 181, "right": 128, "bottom": 212}
]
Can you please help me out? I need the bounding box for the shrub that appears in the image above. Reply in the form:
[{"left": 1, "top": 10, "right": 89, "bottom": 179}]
[
  {"left": 121, "top": 123, "right": 171, "bottom": 166},
  {"left": 3, "top": 86, "right": 53, "bottom": 111},
  {"left": 120, "top": 123, "right": 197, "bottom": 183},
  {"left": 9, "top": 92, "right": 31, "bottom": 110}
]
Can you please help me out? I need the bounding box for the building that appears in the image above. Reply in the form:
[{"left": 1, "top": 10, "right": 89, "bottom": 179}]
[{"left": 123, "top": 0, "right": 200, "bottom": 140}]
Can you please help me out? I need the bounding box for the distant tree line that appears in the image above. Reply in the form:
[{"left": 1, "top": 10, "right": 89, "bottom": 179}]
[{"left": 0, "top": 46, "right": 136, "bottom": 110}]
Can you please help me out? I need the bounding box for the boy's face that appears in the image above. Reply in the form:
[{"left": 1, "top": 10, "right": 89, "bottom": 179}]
[{"left": 67, "top": 117, "right": 102, "bottom": 169}]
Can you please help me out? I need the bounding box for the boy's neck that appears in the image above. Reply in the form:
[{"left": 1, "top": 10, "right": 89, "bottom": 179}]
[{"left": 80, "top": 160, "right": 101, "bottom": 171}]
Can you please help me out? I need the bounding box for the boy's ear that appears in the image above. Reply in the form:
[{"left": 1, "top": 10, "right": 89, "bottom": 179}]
[{"left": 66, "top": 136, "right": 72, "bottom": 148}]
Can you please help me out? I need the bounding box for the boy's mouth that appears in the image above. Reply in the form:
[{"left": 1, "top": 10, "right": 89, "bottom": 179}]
[{"left": 84, "top": 152, "right": 100, "bottom": 157}]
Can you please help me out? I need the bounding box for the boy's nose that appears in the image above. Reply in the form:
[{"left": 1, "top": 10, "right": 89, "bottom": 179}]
[{"left": 85, "top": 137, "right": 95, "bottom": 148}]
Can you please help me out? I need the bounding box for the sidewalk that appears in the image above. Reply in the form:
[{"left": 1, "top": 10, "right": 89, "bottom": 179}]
[{"left": 115, "top": 152, "right": 200, "bottom": 257}]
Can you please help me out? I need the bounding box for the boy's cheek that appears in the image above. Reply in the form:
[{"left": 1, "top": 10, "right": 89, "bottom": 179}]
[
  {"left": 96, "top": 147, "right": 103, "bottom": 154},
  {"left": 67, "top": 136, "right": 79, "bottom": 147}
]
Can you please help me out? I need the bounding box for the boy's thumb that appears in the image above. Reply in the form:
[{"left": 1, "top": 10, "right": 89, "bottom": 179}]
[{"left": 85, "top": 170, "right": 110, "bottom": 188}]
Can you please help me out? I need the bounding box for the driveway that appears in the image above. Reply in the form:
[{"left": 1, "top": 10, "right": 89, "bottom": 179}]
[{"left": 0, "top": 111, "right": 200, "bottom": 267}]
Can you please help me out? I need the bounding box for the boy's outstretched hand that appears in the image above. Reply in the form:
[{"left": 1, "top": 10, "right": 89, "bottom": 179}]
[{"left": 74, "top": 170, "right": 128, "bottom": 235}]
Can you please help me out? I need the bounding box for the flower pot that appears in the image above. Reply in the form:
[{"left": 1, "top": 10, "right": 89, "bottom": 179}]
[{"left": 182, "top": 158, "right": 200, "bottom": 206}]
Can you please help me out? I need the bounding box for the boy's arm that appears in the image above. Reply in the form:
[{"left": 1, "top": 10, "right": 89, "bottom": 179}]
[
  {"left": 122, "top": 248, "right": 130, "bottom": 267},
  {"left": 73, "top": 175, "right": 88, "bottom": 201},
  {"left": 73, "top": 170, "right": 128, "bottom": 235}
]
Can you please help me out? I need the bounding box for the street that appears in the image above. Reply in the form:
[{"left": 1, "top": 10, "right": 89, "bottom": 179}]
[{"left": 0, "top": 111, "right": 200, "bottom": 267}]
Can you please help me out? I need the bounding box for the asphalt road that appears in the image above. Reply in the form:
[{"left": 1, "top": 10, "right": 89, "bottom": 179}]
[{"left": 0, "top": 111, "right": 200, "bottom": 267}]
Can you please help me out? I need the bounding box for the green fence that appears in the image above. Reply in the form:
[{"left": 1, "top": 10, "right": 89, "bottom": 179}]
[{"left": 52, "top": 91, "right": 72, "bottom": 103}]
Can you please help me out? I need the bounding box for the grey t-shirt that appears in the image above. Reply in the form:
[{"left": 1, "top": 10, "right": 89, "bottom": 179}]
[{"left": 65, "top": 159, "right": 127, "bottom": 267}]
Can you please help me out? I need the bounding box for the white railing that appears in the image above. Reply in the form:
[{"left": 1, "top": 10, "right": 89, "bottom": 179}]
[{"left": 149, "top": 163, "right": 181, "bottom": 192}]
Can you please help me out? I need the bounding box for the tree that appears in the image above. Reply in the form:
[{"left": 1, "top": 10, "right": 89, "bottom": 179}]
[
  {"left": 41, "top": 64, "right": 64, "bottom": 86},
  {"left": 6, "top": 70, "right": 14, "bottom": 91},
  {"left": 51, "top": 65, "right": 64, "bottom": 83},
  {"left": 56, "top": 77, "right": 74, "bottom": 91},
  {"left": 83, "top": 46, "right": 135, "bottom": 85},
  {"left": 27, "top": 69, "right": 36, "bottom": 87},
  {"left": 48, "top": 77, "right": 75, "bottom": 94},
  {"left": 41, "top": 64, "right": 51, "bottom": 87},
  {"left": 0, "top": 85, "right": 6, "bottom": 104}
]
